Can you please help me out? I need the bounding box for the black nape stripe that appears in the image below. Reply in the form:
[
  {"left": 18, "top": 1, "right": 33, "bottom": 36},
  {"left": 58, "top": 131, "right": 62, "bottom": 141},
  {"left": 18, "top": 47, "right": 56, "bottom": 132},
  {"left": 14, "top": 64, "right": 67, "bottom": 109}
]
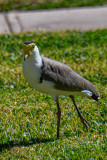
[
  {"left": 40, "top": 60, "right": 45, "bottom": 83},
  {"left": 23, "top": 41, "right": 35, "bottom": 45}
]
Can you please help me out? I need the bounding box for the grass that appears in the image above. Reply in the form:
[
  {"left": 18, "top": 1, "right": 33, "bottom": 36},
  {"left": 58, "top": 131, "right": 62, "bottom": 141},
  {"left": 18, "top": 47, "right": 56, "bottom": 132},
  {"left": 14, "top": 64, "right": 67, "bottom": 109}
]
[
  {"left": 0, "top": 0, "right": 107, "bottom": 11},
  {"left": 0, "top": 30, "right": 107, "bottom": 159}
]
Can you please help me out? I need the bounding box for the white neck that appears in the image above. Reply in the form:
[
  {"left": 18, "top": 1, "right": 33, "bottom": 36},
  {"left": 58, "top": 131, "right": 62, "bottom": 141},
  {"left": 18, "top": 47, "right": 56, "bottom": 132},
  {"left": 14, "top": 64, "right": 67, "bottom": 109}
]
[{"left": 32, "top": 45, "right": 42, "bottom": 64}]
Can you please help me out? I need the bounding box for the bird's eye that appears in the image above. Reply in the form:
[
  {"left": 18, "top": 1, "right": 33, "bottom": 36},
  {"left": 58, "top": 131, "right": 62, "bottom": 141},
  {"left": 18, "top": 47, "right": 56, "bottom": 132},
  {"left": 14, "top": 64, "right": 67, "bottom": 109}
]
[{"left": 33, "top": 46, "right": 34, "bottom": 48}]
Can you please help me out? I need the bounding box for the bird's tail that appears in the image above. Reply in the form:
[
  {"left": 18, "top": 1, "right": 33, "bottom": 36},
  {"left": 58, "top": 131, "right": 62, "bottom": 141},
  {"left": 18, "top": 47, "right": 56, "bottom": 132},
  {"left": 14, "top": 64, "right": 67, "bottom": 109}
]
[
  {"left": 91, "top": 93, "right": 100, "bottom": 101},
  {"left": 81, "top": 78, "right": 100, "bottom": 101}
]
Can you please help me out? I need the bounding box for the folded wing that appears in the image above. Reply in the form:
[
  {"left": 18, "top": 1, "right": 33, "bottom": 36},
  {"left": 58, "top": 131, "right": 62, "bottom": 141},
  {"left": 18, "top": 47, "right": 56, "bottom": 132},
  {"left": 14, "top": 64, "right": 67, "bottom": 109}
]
[{"left": 42, "top": 57, "right": 100, "bottom": 100}]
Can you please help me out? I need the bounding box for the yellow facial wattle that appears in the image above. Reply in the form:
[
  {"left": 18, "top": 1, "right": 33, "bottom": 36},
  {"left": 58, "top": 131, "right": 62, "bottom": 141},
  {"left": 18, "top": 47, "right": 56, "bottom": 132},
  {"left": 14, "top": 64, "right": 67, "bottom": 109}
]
[{"left": 23, "top": 43, "right": 35, "bottom": 60}]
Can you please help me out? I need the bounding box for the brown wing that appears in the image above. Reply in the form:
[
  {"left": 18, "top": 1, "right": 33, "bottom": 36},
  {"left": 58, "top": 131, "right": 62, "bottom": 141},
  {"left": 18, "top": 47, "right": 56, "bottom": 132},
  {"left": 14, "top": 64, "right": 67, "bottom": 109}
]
[{"left": 42, "top": 56, "right": 100, "bottom": 97}]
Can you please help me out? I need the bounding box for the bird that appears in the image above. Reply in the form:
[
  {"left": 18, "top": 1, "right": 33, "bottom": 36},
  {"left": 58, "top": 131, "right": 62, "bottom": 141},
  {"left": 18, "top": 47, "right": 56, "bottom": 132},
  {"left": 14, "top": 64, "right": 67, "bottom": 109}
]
[{"left": 22, "top": 41, "right": 100, "bottom": 139}]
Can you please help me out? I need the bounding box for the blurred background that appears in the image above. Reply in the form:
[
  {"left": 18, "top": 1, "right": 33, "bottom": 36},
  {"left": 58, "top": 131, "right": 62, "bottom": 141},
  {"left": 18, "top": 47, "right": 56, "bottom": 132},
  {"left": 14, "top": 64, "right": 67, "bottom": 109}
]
[{"left": 0, "top": 0, "right": 107, "bottom": 11}]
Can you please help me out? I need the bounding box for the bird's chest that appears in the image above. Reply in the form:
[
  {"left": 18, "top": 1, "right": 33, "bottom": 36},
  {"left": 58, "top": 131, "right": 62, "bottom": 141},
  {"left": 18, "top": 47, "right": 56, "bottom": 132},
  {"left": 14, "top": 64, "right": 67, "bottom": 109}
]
[
  {"left": 23, "top": 60, "right": 41, "bottom": 87},
  {"left": 23, "top": 59, "right": 55, "bottom": 94}
]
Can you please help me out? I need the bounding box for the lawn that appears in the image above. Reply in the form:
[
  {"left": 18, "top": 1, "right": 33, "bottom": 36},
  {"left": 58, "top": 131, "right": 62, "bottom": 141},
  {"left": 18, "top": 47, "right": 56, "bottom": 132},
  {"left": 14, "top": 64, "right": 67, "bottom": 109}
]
[
  {"left": 0, "top": 30, "right": 107, "bottom": 159},
  {"left": 0, "top": 0, "right": 107, "bottom": 11}
]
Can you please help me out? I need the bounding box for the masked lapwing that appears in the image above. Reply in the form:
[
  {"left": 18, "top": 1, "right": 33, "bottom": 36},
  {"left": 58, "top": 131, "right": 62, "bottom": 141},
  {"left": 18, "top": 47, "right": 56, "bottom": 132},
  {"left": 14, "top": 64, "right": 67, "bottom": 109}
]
[{"left": 23, "top": 41, "right": 100, "bottom": 139}]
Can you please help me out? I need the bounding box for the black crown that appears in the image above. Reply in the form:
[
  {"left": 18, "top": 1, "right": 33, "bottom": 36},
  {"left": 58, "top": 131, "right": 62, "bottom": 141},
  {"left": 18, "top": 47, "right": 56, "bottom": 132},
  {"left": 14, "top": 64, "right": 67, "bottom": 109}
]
[{"left": 23, "top": 41, "right": 35, "bottom": 45}]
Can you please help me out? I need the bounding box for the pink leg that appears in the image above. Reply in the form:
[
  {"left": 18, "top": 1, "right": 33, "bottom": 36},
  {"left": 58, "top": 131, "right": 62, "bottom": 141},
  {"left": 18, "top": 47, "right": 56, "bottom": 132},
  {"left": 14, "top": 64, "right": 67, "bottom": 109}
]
[{"left": 69, "top": 95, "right": 91, "bottom": 128}]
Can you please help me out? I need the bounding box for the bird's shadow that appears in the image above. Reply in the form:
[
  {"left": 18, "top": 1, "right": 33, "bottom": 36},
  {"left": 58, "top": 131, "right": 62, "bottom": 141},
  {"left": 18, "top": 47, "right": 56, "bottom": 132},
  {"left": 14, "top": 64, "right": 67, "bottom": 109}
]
[{"left": 0, "top": 137, "right": 55, "bottom": 152}]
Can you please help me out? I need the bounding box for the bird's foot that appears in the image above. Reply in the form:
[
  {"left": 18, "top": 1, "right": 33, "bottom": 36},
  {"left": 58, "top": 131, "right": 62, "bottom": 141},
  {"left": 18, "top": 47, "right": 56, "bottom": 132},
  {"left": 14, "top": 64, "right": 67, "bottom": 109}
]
[{"left": 80, "top": 115, "right": 91, "bottom": 129}]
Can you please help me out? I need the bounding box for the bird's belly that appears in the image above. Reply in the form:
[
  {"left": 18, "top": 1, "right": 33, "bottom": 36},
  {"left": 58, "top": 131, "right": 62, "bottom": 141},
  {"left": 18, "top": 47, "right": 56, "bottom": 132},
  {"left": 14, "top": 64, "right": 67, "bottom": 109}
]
[
  {"left": 31, "top": 80, "right": 86, "bottom": 97},
  {"left": 35, "top": 81, "right": 92, "bottom": 98},
  {"left": 32, "top": 80, "right": 55, "bottom": 94}
]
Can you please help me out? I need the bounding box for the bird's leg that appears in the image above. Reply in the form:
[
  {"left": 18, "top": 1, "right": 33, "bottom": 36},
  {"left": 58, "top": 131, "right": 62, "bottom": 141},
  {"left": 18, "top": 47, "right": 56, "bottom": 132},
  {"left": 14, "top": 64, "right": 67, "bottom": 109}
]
[
  {"left": 56, "top": 101, "right": 61, "bottom": 139},
  {"left": 69, "top": 95, "right": 91, "bottom": 128}
]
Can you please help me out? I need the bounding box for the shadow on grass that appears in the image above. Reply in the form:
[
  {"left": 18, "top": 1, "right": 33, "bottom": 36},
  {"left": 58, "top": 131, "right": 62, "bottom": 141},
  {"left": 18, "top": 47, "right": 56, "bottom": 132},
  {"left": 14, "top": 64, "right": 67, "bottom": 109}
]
[{"left": 0, "top": 137, "right": 55, "bottom": 152}]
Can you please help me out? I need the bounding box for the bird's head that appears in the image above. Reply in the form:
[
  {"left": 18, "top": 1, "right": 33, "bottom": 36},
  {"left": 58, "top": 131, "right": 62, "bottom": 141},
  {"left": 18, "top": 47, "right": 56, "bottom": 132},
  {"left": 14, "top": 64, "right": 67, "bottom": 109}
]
[{"left": 23, "top": 41, "right": 37, "bottom": 60}]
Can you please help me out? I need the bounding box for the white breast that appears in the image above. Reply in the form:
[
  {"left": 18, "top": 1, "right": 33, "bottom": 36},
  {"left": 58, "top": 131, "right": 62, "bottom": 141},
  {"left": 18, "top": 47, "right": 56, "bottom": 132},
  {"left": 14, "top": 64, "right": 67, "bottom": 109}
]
[
  {"left": 23, "top": 55, "right": 55, "bottom": 94},
  {"left": 23, "top": 55, "right": 41, "bottom": 85}
]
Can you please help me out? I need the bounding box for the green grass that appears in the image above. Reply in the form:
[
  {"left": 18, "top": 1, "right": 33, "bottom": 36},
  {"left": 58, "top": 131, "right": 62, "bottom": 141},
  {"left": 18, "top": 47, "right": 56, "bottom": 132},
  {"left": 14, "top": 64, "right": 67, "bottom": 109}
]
[
  {"left": 0, "top": 0, "right": 107, "bottom": 11},
  {"left": 0, "top": 30, "right": 107, "bottom": 159}
]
